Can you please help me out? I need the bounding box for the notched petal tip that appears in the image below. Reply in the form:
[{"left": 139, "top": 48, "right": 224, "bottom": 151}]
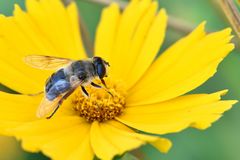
[
  {"left": 201, "top": 20, "right": 207, "bottom": 25},
  {"left": 102, "top": 2, "right": 120, "bottom": 17},
  {"left": 159, "top": 8, "right": 168, "bottom": 18},
  {"left": 217, "top": 89, "right": 229, "bottom": 96},
  {"left": 195, "top": 21, "right": 207, "bottom": 34},
  {"left": 109, "top": 2, "right": 120, "bottom": 9},
  {"left": 150, "top": 138, "right": 172, "bottom": 154},
  {"left": 0, "top": 15, "right": 5, "bottom": 19},
  {"left": 229, "top": 42, "right": 235, "bottom": 50},
  {"left": 223, "top": 27, "right": 232, "bottom": 34},
  {"left": 229, "top": 35, "right": 235, "bottom": 40},
  {"left": 191, "top": 99, "right": 238, "bottom": 130},
  {"left": 66, "top": 0, "right": 77, "bottom": 9},
  {"left": 13, "top": 4, "right": 22, "bottom": 13},
  {"left": 159, "top": 8, "right": 167, "bottom": 14},
  {"left": 229, "top": 100, "right": 238, "bottom": 105},
  {"left": 150, "top": 1, "right": 158, "bottom": 9}
]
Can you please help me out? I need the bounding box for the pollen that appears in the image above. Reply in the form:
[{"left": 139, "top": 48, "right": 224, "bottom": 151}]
[{"left": 72, "top": 80, "right": 126, "bottom": 122}]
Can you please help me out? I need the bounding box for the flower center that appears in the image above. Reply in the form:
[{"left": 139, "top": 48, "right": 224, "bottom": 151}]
[{"left": 72, "top": 80, "right": 126, "bottom": 122}]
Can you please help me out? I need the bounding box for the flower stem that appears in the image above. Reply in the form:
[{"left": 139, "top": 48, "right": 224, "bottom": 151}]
[
  {"left": 218, "top": 0, "right": 240, "bottom": 38},
  {"left": 79, "top": 14, "right": 94, "bottom": 56}
]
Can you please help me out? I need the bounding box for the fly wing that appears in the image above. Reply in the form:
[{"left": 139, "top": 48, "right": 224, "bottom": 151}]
[
  {"left": 37, "top": 80, "right": 83, "bottom": 118},
  {"left": 36, "top": 95, "right": 63, "bottom": 118},
  {"left": 24, "top": 55, "right": 73, "bottom": 70}
]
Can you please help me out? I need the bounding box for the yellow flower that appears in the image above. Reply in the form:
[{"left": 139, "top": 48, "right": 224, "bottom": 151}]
[{"left": 0, "top": 0, "right": 237, "bottom": 160}]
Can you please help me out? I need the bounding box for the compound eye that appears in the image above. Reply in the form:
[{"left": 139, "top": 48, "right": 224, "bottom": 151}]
[{"left": 97, "top": 64, "right": 106, "bottom": 79}]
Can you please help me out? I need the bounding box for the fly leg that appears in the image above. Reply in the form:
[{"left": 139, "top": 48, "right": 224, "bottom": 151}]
[
  {"left": 91, "top": 82, "right": 101, "bottom": 88},
  {"left": 91, "top": 82, "right": 113, "bottom": 97},
  {"left": 81, "top": 86, "right": 89, "bottom": 98},
  {"left": 46, "top": 89, "right": 75, "bottom": 119},
  {"left": 26, "top": 91, "right": 44, "bottom": 96},
  {"left": 100, "top": 78, "right": 107, "bottom": 88}
]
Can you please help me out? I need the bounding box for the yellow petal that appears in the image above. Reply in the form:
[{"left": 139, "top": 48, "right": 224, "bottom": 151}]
[
  {"left": 0, "top": 15, "right": 49, "bottom": 93},
  {"left": 124, "top": 1, "right": 158, "bottom": 73},
  {"left": 0, "top": 90, "right": 78, "bottom": 135},
  {"left": 90, "top": 121, "right": 172, "bottom": 160},
  {"left": 25, "top": 0, "right": 86, "bottom": 58},
  {"left": 127, "top": 23, "right": 234, "bottom": 105},
  {"left": 0, "top": 92, "right": 39, "bottom": 124},
  {"left": 96, "top": 1, "right": 167, "bottom": 87},
  {"left": 0, "top": 0, "right": 86, "bottom": 93},
  {"left": 94, "top": 3, "right": 120, "bottom": 60},
  {"left": 41, "top": 122, "right": 92, "bottom": 160},
  {"left": 8, "top": 116, "right": 93, "bottom": 160},
  {"left": 117, "top": 90, "right": 237, "bottom": 134},
  {"left": 90, "top": 121, "right": 119, "bottom": 160},
  {"left": 0, "top": 59, "right": 44, "bottom": 93},
  {"left": 67, "top": 134, "right": 94, "bottom": 160},
  {"left": 113, "top": 2, "right": 158, "bottom": 81},
  {"left": 150, "top": 138, "right": 172, "bottom": 154},
  {"left": 65, "top": 2, "right": 87, "bottom": 58},
  {"left": 109, "top": 0, "right": 152, "bottom": 79},
  {"left": 125, "top": 9, "right": 168, "bottom": 88}
]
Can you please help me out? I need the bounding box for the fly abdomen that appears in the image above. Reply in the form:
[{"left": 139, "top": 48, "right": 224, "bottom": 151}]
[
  {"left": 45, "top": 69, "right": 66, "bottom": 93},
  {"left": 46, "top": 79, "right": 71, "bottom": 101},
  {"left": 45, "top": 68, "right": 71, "bottom": 101}
]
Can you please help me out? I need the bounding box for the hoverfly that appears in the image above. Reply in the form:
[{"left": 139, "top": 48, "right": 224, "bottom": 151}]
[{"left": 24, "top": 55, "right": 111, "bottom": 119}]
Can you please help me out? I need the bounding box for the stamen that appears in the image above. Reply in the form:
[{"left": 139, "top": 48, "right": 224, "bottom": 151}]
[{"left": 72, "top": 80, "right": 126, "bottom": 122}]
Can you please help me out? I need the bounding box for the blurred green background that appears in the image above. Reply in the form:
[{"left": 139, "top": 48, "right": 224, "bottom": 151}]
[{"left": 0, "top": 0, "right": 240, "bottom": 160}]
